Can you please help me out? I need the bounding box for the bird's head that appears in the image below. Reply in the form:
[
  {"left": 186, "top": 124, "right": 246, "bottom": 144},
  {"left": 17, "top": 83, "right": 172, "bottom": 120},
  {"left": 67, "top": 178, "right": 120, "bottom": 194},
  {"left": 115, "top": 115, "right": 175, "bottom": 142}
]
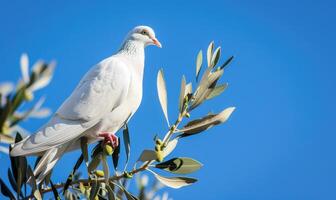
[{"left": 126, "top": 25, "right": 162, "bottom": 48}]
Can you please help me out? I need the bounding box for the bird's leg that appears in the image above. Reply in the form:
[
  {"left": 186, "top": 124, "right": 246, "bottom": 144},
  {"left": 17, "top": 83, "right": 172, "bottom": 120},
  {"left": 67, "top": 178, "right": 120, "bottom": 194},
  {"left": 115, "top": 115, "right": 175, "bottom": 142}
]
[{"left": 99, "top": 132, "right": 119, "bottom": 148}]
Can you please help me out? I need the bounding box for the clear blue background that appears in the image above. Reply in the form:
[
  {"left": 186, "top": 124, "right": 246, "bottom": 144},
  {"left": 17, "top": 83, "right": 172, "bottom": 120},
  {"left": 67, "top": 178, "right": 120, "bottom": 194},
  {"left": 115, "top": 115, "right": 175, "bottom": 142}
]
[{"left": 1, "top": 0, "right": 335, "bottom": 199}]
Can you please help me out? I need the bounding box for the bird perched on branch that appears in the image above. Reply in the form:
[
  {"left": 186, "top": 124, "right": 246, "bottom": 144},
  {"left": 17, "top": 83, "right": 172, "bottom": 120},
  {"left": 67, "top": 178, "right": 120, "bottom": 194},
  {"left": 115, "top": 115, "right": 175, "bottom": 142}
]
[{"left": 10, "top": 25, "right": 162, "bottom": 183}]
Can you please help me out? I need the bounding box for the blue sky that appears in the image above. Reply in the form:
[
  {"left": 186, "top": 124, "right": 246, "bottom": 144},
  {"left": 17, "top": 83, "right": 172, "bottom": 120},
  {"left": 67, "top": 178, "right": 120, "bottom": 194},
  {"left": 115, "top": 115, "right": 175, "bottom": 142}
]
[{"left": 0, "top": 0, "right": 335, "bottom": 199}]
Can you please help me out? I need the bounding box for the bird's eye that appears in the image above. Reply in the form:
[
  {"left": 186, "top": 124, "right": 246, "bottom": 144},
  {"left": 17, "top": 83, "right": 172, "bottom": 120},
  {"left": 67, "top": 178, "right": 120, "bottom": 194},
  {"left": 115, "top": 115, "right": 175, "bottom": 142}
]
[{"left": 141, "top": 30, "right": 147, "bottom": 35}]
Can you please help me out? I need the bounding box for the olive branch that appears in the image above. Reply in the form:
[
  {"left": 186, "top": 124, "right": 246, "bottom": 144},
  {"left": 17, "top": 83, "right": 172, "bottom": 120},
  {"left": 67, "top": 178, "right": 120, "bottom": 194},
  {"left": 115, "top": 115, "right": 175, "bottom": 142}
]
[{"left": 0, "top": 41, "right": 235, "bottom": 200}]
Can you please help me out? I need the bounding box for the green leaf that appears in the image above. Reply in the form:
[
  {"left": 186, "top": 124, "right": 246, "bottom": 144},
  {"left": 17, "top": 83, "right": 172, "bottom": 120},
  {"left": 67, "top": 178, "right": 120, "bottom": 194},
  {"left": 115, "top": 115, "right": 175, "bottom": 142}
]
[
  {"left": 112, "top": 140, "right": 120, "bottom": 170},
  {"left": 88, "top": 152, "right": 102, "bottom": 172},
  {"left": 220, "top": 56, "right": 234, "bottom": 69},
  {"left": 138, "top": 150, "right": 157, "bottom": 162},
  {"left": 106, "top": 184, "right": 116, "bottom": 200},
  {"left": 16, "top": 154, "right": 27, "bottom": 197},
  {"left": 110, "top": 181, "right": 138, "bottom": 200},
  {"left": 63, "top": 154, "right": 84, "bottom": 194},
  {"left": 80, "top": 137, "right": 89, "bottom": 164},
  {"left": 206, "top": 83, "right": 228, "bottom": 100},
  {"left": 196, "top": 50, "right": 203, "bottom": 81},
  {"left": 89, "top": 178, "right": 99, "bottom": 200},
  {"left": 162, "top": 138, "right": 178, "bottom": 157},
  {"left": 123, "top": 124, "right": 131, "bottom": 168},
  {"left": 50, "top": 180, "right": 61, "bottom": 200},
  {"left": 102, "top": 155, "right": 110, "bottom": 182},
  {"left": 210, "top": 47, "right": 221, "bottom": 68},
  {"left": 178, "top": 76, "right": 186, "bottom": 113},
  {"left": 190, "top": 69, "right": 224, "bottom": 110},
  {"left": 27, "top": 166, "right": 42, "bottom": 200},
  {"left": 155, "top": 157, "right": 203, "bottom": 174},
  {"left": 179, "top": 107, "right": 235, "bottom": 136},
  {"left": 27, "top": 166, "right": 37, "bottom": 190},
  {"left": 0, "top": 178, "right": 15, "bottom": 200},
  {"left": 0, "top": 96, "right": 12, "bottom": 132},
  {"left": 207, "top": 41, "right": 214, "bottom": 67},
  {"left": 157, "top": 69, "right": 169, "bottom": 126},
  {"left": 20, "top": 53, "right": 30, "bottom": 84},
  {"left": 7, "top": 169, "right": 17, "bottom": 194},
  {"left": 148, "top": 170, "right": 197, "bottom": 189}
]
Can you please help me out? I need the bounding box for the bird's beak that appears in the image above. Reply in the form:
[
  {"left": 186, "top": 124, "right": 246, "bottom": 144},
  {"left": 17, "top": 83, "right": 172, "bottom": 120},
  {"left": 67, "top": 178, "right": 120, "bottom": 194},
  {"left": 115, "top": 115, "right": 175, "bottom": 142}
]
[{"left": 152, "top": 38, "right": 162, "bottom": 48}]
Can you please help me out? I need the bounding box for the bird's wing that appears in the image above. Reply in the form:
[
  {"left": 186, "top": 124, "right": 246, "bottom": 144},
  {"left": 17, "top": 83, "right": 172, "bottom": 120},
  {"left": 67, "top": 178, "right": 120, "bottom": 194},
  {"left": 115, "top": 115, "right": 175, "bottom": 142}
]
[{"left": 11, "top": 57, "right": 131, "bottom": 156}]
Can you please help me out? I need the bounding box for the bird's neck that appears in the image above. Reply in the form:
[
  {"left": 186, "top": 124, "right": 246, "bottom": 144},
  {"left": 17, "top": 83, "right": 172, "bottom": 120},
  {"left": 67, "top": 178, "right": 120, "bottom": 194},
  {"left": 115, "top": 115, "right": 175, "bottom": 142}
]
[{"left": 117, "top": 39, "right": 145, "bottom": 76}]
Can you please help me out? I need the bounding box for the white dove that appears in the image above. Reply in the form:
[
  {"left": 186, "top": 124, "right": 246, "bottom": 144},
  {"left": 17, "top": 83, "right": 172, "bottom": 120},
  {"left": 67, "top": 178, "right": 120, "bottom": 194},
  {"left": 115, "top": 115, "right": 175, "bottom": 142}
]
[{"left": 10, "top": 25, "right": 162, "bottom": 183}]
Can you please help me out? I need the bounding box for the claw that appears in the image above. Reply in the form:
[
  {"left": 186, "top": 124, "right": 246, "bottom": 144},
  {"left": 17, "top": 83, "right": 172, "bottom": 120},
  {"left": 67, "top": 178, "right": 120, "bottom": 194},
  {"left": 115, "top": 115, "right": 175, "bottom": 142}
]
[{"left": 99, "top": 132, "right": 119, "bottom": 148}]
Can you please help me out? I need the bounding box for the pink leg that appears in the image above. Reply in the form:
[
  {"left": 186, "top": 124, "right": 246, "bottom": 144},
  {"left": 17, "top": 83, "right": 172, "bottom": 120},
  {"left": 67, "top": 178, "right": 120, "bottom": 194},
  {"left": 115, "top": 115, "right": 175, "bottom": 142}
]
[{"left": 98, "top": 132, "right": 119, "bottom": 148}]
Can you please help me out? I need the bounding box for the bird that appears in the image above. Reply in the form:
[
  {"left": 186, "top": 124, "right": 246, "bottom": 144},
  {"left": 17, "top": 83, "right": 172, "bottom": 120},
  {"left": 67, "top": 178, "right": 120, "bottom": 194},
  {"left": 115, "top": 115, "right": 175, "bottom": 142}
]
[{"left": 10, "top": 25, "right": 162, "bottom": 184}]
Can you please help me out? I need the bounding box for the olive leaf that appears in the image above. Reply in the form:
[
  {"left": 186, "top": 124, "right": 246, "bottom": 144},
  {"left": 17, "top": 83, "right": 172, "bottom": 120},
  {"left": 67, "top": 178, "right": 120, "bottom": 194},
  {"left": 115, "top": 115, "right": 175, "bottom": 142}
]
[
  {"left": 123, "top": 124, "right": 131, "bottom": 168},
  {"left": 155, "top": 157, "right": 203, "bottom": 174},
  {"left": 89, "top": 178, "right": 99, "bottom": 200},
  {"left": 157, "top": 69, "right": 169, "bottom": 126},
  {"left": 80, "top": 137, "right": 89, "bottom": 164},
  {"left": 63, "top": 154, "right": 84, "bottom": 193},
  {"left": 7, "top": 169, "right": 19, "bottom": 197},
  {"left": 88, "top": 152, "right": 102, "bottom": 172},
  {"left": 110, "top": 181, "right": 138, "bottom": 200},
  {"left": 112, "top": 141, "right": 120, "bottom": 170},
  {"left": 102, "top": 155, "right": 110, "bottom": 181},
  {"left": 190, "top": 69, "right": 224, "bottom": 110},
  {"left": 220, "top": 56, "right": 234, "bottom": 70},
  {"left": 210, "top": 47, "right": 221, "bottom": 68},
  {"left": 147, "top": 169, "right": 197, "bottom": 189},
  {"left": 138, "top": 150, "right": 157, "bottom": 162},
  {"left": 207, "top": 41, "right": 214, "bottom": 67},
  {"left": 106, "top": 184, "right": 116, "bottom": 200},
  {"left": 178, "top": 107, "right": 235, "bottom": 136},
  {"left": 0, "top": 178, "right": 15, "bottom": 200},
  {"left": 20, "top": 53, "right": 29, "bottom": 84},
  {"left": 178, "top": 76, "right": 186, "bottom": 113},
  {"left": 162, "top": 138, "right": 178, "bottom": 157},
  {"left": 195, "top": 50, "right": 203, "bottom": 81},
  {"left": 50, "top": 180, "right": 61, "bottom": 200},
  {"left": 27, "top": 166, "right": 42, "bottom": 200},
  {"left": 206, "top": 83, "right": 228, "bottom": 100},
  {"left": 185, "top": 83, "right": 193, "bottom": 96}
]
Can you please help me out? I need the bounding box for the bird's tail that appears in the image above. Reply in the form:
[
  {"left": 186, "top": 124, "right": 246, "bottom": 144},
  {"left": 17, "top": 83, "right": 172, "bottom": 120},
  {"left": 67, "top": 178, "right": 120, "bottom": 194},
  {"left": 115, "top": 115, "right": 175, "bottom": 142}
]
[{"left": 33, "top": 143, "right": 70, "bottom": 184}]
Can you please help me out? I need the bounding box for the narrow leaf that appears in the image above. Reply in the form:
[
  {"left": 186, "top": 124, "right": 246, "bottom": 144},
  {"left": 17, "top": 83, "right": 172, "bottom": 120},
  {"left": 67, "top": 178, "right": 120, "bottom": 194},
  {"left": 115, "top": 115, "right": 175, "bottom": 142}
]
[
  {"left": 207, "top": 41, "right": 214, "bottom": 67},
  {"left": 162, "top": 138, "right": 178, "bottom": 157},
  {"left": 88, "top": 153, "right": 102, "bottom": 172},
  {"left": 179, "top": 107, "right": 235, "bottom": 136},
  {"left": 106, "top": 184, "right": 116, "bottom": 200},
  {"left": 190, "top": 69, "right": 224, "bottom": 110},
  {"left": 123, "top": 124, "right": 131, "bottom": 168},
  {"left": 178, "top": 76, "right": 186, "bottom": 113},
  {"left": 112, "top": 140, "right": 120, "bottom": 170},
  {"left": 155, "top": 157, "right": 203, "bottom": 174},
  {"left": 7, "top": 169, "right": 17, "bottom": 195},
  {"left": 63, "top": 154, "right": 84, "bottom": 193},
  {"left": 195, "top": 50, "right": 203, "bottom": 81},
  {"left": 138, "top": 150, "right": 157, "bottom": 162},
  {"left": 220, "top": 56, "right": 234, "bottom": 69},
  {"left": 80, "top": 137, "right": 89, "bottom": 164},
  {"left": 148, "top": 170, "right": 197, "bottom": 189},
  {"left": 210, "top": 47, "right": 221, "bottom": 68},
  {"left": 102, "top": 155, "right": 110, "bottom": 182},
  {"left": 50, "top": 180, "right": 61, "bottom": 200},
  {"left": 0, "top": 178, "right": 15, "bottom": 200},
  {"left": 20, "top": 53, "right": 29, "bottom": 84},
  {"left": 157, "top": 69, "right": 169, "bottom": 126},
  {"left": 206, "top": 83, "right": 228, "bottom": 100},
  {"left": 89, "top": 179, "right": 99, "bottom": 200}
]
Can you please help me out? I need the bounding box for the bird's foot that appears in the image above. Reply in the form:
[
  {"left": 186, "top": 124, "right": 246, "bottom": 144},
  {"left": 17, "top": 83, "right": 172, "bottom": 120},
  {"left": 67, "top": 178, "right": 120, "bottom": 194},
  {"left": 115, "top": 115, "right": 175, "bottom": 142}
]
[{"left": 99, "top": 132, "right": 119, "bottom": 148}]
